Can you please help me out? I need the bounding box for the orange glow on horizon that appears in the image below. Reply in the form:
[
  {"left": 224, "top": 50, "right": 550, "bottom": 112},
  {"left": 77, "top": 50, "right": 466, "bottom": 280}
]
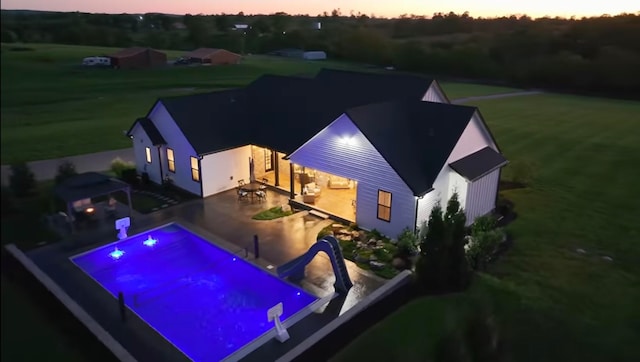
[{"left": 1, "top": 0, "right": 637, "bottom": 19}]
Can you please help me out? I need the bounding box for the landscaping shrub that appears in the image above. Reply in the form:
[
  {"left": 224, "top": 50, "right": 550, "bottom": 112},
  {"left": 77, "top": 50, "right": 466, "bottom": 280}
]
[
  {"left": 121, "top": 169, "right": 138, "bottom": 186},
  {"left": 110, "top": 157, "right": 135, "bottom": 178},
  {"left": 54, "top": 160, "right": 77, "bottom": 185},
  {"left": 396, "top": 227, "right": 418, "bottom": 258},
  {"left": 415, "top": 192, "right": 471, "bottom": 294},
  {"left": 1, "top": 186, "right": 15, "bottom": 214},
  {"left": 9, "top": 162, "right": 36, "bottom": 197},
  {"left": 466, "top": 215, "right": 506, "bottom": 271}
]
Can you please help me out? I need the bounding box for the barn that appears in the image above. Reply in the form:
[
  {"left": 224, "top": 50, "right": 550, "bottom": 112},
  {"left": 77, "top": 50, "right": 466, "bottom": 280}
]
[
  {"left": 183, "top": 48, "right": 241, "bottom": 65},
  {"left": 109, "top": 47, "right": 167, "bottom": 69}
]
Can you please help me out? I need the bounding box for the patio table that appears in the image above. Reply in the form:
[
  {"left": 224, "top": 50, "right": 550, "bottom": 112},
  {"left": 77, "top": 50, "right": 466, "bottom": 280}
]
[{"left": 241, "top": 183, "right": 263, "bottom": 203}]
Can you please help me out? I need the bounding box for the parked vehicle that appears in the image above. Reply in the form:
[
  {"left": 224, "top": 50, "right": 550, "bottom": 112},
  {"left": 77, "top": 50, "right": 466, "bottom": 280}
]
[{"left": 82, "top": 56, "right": 111, "bottom": 67}]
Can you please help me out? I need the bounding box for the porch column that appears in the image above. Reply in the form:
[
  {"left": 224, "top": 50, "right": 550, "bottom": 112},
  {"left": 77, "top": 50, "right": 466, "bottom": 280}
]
[
  {"left": 66, "top": 201, "right": 76, "bottom": 234},
  {"left": 274, "top": 152, "right": 280, "bottom": 187},
  {"left": 289, "top": 163, "right": 295, "bottom": 199},
  {"left": 126, "top": 187, "right": 133, "bottom": 216}
]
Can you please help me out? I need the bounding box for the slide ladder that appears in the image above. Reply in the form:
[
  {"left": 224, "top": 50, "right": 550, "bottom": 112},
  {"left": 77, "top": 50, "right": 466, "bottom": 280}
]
[{"left": 277, "top": 235, "right": 353, "bottom": 294}]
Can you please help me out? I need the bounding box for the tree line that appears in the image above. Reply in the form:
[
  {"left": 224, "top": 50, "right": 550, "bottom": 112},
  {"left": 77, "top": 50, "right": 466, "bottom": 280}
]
[{"left": 2, "top": 10, "right": 639, "bottom": 98}]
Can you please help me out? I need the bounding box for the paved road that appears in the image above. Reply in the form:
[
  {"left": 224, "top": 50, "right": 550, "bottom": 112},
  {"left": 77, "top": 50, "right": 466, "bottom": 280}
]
[
  {"left": 1, "top": 148, "right": 134, "bottom": 185},
  {"left": 452, "top": 90, "right": 544, "bottom": 104}
]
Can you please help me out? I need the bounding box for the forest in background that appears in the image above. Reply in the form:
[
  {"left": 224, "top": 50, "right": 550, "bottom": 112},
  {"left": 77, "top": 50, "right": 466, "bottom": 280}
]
[{"left": 2, "top": 9, "right": 639, "bottom": 98}]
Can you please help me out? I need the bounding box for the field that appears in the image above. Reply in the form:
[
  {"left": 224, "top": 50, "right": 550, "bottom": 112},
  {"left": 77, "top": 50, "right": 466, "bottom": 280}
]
[
  {"left": 0, "top": 43, "right": 520, "bottom": 164},
  {"left": 333, "top": 94, "right": 640, "bottom": 361}
]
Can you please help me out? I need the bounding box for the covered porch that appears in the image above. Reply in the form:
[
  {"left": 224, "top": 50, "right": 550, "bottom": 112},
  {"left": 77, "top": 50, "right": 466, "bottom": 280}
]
[
  {"left": 291, "top": 167, "right": 357, "bottom": 223},
  {"left": 53, "top": 172, "right": 133, "bottom": 234}
]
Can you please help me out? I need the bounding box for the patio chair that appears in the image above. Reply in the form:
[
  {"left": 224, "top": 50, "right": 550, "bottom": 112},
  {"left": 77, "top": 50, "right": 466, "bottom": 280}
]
[
  {"left": 237, "top": 187, "right": 249, "bottom": 201},
  {"left": 259, "top": 177, "right": 268, "bottom": 191},
  {"left": 256, "top": 190, "right": 266, "bottom": 201},
  {"left": 105, "top": 197, "right": 117, "bottom": 218},
  {"left": 238, "top": 179, "right": 246, "bottom": 187}
]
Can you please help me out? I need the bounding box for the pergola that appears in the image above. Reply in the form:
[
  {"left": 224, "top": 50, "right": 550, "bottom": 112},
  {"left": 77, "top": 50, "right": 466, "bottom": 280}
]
[{"left": 54, "top": 172, "right": 132, "bottom": 231}]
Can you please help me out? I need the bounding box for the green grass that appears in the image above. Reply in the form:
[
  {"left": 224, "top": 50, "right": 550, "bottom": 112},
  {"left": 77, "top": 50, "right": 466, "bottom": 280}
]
[
  {"left": 1, "top": 43, "right": 521, "bottom": 164},
  {"left": 0, "top": 275, "right": 92, "bottom": 362},
  {"left": 252, "top": 206, "right": 294, "bottom": 220},
  {"left": 333, "top": 93, "right": 640, "bottom": 362},
  {"left": 438, "top": 82, "right": 522, "bottom": 100}
]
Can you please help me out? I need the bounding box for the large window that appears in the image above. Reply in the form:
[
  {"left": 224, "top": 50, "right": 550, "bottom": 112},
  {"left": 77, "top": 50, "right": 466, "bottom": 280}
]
[
  {"left": 167, "top": 148, "right": 175, "bottom": 172},
  {"left": 377, "top": 190, "right": 392, "bottom": 222},
  {"left": 190, "top": 156, "right": 200, "bottom": 182},
  {"left": 265, "top": 149, "right": 274, "bottom": 171},
  {"left": 145, "top": 147, "right": 152, "bottom": 163}
]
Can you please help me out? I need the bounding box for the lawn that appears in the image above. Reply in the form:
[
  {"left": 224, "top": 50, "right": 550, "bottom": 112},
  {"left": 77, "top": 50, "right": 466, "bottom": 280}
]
[
  {"left": 252, "top": 206, "right": 294, "bottom": 220},
  {"left": 1, "top": 43, "right": 520, "bottom": 164},
  {"left": 333, "top": 93, "right": 640, "bottom": 362}
]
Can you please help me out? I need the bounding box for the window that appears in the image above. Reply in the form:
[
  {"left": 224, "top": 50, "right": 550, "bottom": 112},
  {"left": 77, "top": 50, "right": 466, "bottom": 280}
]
[
  {"left": 264, "top": 149, "right": 274, "bottom": 172},
  {"left": 190, "top": 156, "right": 200, "bottom": 182},
  {"left": 167, "top": 148, "right": 175, "bottom": 172},
  {"left": 377, "top": 190, "right": 392, "bottom": 222},
  {"left": 145, "top": 147, "right": 152, "bottom": 163}
]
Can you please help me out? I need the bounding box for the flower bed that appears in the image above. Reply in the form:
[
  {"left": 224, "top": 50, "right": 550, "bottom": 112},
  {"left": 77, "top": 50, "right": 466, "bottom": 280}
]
[{"left": 318, "top": 223, "right": 412, "bottom": 279}]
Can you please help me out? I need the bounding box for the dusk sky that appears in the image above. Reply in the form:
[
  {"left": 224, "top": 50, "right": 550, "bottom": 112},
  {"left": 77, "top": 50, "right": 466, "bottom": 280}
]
[{"left": 1, "top": 0, "right": 637, "bottom": 18}]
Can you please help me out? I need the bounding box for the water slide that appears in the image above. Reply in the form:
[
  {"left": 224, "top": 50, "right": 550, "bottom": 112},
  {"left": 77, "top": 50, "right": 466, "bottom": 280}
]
[{"left": 277, "top": 235, "right": 353, "bottom": 294}]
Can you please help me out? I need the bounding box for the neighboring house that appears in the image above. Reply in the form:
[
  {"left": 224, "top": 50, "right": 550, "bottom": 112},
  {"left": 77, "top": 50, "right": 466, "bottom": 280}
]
[
  {"left": 303, "top": 51, "right": 327, "bottom": 60},
  {"left": 126, "top": 69, "right": 507, "bottom": 237},
  {"left": 183, "top": 48, "right": 241, "bottom": 65},
  {"left": 268, "top": 48, "right": 305, "bottom": 58},
  {"left": 109, "top": 47, "right": 167, "bottom": 69}
]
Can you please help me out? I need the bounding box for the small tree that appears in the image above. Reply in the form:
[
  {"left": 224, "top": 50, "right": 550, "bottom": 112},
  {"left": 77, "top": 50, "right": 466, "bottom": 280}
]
[
  {"left": 415, "top": 192, "right": 471, "bottom": 293},
  {"left": 444, "top": 192, "right": 471, "bottom": 290},
  {"left": 55, "top": 160, "right": 77, "bottom": 185},
  {"left": 9, "top": 162, "right": 36, "bottom": 197},
  {"left": 415, "top": 203, "right": 448, "bottom": 292}
]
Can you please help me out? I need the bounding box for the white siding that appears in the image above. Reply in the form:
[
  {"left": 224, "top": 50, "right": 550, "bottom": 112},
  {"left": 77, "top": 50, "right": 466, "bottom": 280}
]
[
  {"left": 130, "top": 124, "right": 162, "bottom": 184},
  {"left": 201, "top": 146, "right": 252, "bottom": 197},
  {"left": 422, "top": 82, "right": 448, "bottom": 103},
  {"left": 448, "top": 112, "right": 498, "bottom": 162},
  {"left": 417, "top": 111, "right": 499, "bottom": 228},
  {"left": 147, "top": 102, "right": 201, "bottom": 196},
  {"left": 465, "top": 169, "right": 500, "bottom": 224},
  {"left": 448, "top": 168, "right": 469, "bottom": 210},
  {"left": 288, "top": 114, "right": 416, "bottom": 238}
]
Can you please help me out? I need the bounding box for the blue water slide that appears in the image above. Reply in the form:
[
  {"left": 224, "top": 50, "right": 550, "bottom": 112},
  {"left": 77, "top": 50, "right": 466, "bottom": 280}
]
[{"left": 277, "top": 235, "right": 353, "bottom": 294}]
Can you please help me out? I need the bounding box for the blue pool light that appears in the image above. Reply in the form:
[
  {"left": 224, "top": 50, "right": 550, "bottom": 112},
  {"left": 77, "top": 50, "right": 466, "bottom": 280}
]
[
  {"left": 296, "top": 292, "right": 301, "bottom": 296},
  {"left": 143, "top": 235, "right": 158, "bottom": 247},
  {"left": 232, "top": 257, "right": 237, "bottom": 261},
  {"left": 109, "top": 247, "right": 125, "bottom": 260}
]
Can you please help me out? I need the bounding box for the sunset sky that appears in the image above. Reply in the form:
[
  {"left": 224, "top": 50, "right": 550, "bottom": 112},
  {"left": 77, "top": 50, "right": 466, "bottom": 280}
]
[{"left": 1, "top": 0, "right": 637, "bottom": 19}]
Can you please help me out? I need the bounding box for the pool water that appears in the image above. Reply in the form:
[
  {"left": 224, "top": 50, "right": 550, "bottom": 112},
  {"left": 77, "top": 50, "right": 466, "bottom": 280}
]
[{"left": 71, "top": 223, "right": 318, "bottom": 361}]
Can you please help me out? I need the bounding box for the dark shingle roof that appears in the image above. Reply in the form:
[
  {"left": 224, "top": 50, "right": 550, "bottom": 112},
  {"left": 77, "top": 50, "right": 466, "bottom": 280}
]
[
  {"left": 346, "top": 100, "right": 477, "bottom": 195},
  {"left": 449, "top": 147, "right": 508, "bottom": 181},
  {"left": 140, "top": 69, "right": 500, "bottom": 195},
  {"left": 127, "top": 117, "right": 166, "bottom": 145}
]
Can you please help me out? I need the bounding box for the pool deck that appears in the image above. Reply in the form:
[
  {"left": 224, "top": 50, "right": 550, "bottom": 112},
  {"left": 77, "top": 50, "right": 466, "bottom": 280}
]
[{"left": 24, "top": 189, "right": 387, "bottom": 361}]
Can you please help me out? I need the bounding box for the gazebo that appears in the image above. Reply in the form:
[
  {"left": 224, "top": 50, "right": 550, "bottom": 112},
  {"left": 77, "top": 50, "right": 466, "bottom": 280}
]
[{"left": 54, "top": 172, "right": 132, "bottom": 231}]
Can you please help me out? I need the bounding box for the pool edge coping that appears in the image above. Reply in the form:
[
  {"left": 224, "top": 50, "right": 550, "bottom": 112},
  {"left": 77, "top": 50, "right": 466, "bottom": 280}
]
[{"left": 5, "top": 243, "right": 137, "bottom": 362}]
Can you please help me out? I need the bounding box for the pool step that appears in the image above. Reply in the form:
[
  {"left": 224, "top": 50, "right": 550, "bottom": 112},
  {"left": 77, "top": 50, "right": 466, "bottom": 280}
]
[{"left": 309, "top": 210, "right": 329, "bottom": 219}]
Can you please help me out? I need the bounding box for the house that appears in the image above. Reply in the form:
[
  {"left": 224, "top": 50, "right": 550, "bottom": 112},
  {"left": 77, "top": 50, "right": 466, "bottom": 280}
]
[
  {"left": 109, "top": 47, "right": 167, "bottom": 69},
  {"left": 126, "top": 69, "right": 507, "bottom": 237},
  {"left": 183, "top": 48, "right": 241, "bottom": 65},
  {"left": 303, "top": 51, "right": 327, "bottom": 60}
]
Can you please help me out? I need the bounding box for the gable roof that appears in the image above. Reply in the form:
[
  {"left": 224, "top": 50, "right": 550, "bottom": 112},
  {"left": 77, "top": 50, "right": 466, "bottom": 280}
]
[
  {"left": 126, "top": 117, "right": 166, "bottom": 145},
  {"left": 136, "top": 68, "right": 503, "bottom": 195},
  {"left": 449, "top": 147, "right": 508, "bottom": 182},
  {"left": 346, "top": 100, "right": 477, "bottom": 195}
]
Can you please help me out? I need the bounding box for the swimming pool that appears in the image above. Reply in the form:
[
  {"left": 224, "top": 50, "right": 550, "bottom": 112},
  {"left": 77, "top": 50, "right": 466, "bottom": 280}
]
[{"left": 71, "top": 223, "right": 319, "bottom": 361}]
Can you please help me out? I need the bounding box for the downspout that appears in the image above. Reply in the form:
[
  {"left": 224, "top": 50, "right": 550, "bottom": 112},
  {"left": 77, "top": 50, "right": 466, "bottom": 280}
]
[{"left": 414, "top": 196, "right": 419, "bottom": 235}]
